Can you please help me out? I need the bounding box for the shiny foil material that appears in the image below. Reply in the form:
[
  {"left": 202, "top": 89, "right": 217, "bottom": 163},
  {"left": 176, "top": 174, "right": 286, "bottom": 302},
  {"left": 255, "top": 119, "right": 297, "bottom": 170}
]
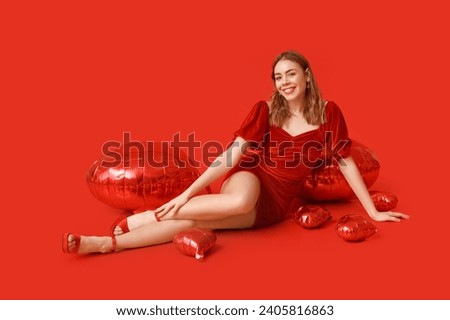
[
  {"left": 293, "top": 205, "right": 332, "bottom": 229},
  {"left": 335, "top": 214, "right": 377, "bottom": 241},
  {"left": 302, "top": 141, "right": 380, "bottom": 201},
  {"left": 87, "top": 143, "right": 209, "bottom": 211},
  {"left": 370, "top": 190, "right": 398, "bottom": 212},
  {"left": 173, "top": 228, "right": 217, "bottom": 260}
]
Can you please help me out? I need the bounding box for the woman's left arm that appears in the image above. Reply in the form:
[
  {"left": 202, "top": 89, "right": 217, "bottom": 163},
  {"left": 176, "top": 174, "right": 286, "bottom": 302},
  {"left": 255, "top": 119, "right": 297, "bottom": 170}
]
[{"left": 338, "top": 156, "right": 410, "bottom": 222}]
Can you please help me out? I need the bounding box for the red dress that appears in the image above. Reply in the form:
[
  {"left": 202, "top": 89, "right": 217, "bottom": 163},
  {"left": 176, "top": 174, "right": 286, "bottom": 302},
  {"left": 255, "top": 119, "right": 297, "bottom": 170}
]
[{"left": 223, "top": 100, "right": 352, "bottom": 228}]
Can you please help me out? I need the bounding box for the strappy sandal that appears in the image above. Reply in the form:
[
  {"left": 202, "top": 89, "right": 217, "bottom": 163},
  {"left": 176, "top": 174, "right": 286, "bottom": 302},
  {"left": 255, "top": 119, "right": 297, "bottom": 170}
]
[
  {"left": 62, "top": 233, "right": 117, "bottom": 254},
  {"left": 110, "top": 215, "right": 131, "bottom": 235},
  {"left": 111, "top": 212, "right": 161, "bottom": 236}
]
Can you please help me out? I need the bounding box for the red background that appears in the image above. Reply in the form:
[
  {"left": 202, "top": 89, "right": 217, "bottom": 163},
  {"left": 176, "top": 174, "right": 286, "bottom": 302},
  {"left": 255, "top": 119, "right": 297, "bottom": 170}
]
[{"left": 1, "top": 0, "right": 449, "bottom": 299}]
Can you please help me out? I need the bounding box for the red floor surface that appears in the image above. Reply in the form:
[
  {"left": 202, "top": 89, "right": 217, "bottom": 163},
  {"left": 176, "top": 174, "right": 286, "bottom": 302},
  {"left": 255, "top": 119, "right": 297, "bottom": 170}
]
[{"left": 1, "top": 1, "right": 449, "bottom": 299}]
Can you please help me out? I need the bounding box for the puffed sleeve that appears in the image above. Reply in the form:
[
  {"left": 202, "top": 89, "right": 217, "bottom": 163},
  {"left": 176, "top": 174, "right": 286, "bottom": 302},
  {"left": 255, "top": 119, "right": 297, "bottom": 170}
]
[
  {"left": 233, "top": 100, "right": 270, "bottom": 143},
  {"left": 322, "top": 101, "right": 352, "bottom": 160}
]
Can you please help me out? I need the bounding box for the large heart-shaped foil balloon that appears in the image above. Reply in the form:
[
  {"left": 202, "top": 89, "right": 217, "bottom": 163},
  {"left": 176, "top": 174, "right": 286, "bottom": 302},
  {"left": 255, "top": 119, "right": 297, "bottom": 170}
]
[
  {"left": 87, "top": 142, "right": 210, "bottom": 211},
  {"left": 302, "top": 141, "right": 380, "bottom": 201},
  {"left": 335, "top": 214, "right": 377, "bottom": 241},
  {"left": 173, "top": 228, "right": 217, "bottom": 260},
  {"left": 293, "top": 205, "right": 332, "bottom": 229},
  {"left": 370, "top": 190, "right": 398, "bottom": 212}
]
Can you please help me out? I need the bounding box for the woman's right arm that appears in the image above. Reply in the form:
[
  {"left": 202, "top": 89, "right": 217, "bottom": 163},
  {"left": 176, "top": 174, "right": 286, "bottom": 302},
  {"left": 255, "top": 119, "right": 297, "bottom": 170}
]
[{"left": 154, "top": 136, "right": 249, "bottom": 217}]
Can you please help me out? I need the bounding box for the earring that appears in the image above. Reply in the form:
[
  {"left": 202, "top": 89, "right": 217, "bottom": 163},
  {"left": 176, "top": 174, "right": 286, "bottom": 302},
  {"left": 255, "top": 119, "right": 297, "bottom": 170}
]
[{"left": 306, "top": 82, "right": 311, "bottom": 89}]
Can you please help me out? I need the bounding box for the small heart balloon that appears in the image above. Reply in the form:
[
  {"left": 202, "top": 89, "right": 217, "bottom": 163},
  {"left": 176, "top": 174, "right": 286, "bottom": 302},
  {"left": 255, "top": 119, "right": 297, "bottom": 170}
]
[
  {"left": 335, "top": 214, "right": 377, "bottom": 241},
  {"left": 173, "top": 228, "right": 217, "bottom": 260},
  {"left": 293, "top": 205, "right": 332, "bottom": 229},
  {"left": 370, "top": 190, "right": 398, "bottom": 212}
]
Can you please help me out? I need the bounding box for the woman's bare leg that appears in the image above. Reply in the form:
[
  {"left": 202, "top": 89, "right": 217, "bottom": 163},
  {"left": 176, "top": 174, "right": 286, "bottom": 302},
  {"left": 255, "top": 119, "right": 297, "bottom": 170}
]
[
  {"left": 114, "top": 209, "right": 256, "bottom": 250},
  {"left": 115, "top": 171, "right": 260, "bottom": 235},
  {"left": 65, "top": 207, "right": 256, "bottom": 253},
  {"left": 67, "top": 171, "right": 260, "bottom": 253}
]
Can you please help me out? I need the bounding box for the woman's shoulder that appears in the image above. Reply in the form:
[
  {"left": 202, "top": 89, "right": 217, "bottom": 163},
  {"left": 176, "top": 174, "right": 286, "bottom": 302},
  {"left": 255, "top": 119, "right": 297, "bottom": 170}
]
[
  {"left": 322, "top": 100, "right": 348, "bottom": 128},
  {"left": 323, "top": 100, "right": 342, "bottom": 114},
  {"left": 324, "top": 100, "right": 336, "bottom": 108},
  {"left": 247, "top": 99, "right": 271, "bottom": 112}
]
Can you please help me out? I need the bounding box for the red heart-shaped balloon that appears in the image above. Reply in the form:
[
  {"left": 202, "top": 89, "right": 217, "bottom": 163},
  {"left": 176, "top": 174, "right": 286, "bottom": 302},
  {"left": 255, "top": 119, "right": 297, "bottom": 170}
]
[
  {"left": 335, "top": 214, "right": 377, "bottom": 241},
  {"left": 173, "top": 228, "right": 217, "bottom": 260},
  {"left": 370, "top": 190, "right": 398, "bottom": 212},
  {"left": 302, "top": 141, "right": 380, "bottom": 201},
  {"left": 86, "top": 142, "right": 210, "bottom": 211},
  {"left": 293, "top": 205, "right": 332, "bottom": 229}
]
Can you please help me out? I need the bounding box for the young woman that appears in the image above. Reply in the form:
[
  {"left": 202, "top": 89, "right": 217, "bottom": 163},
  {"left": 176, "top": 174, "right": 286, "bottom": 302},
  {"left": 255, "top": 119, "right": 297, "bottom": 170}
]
[{"left": 63, "top": 51, "right": 409, "bottom": 254}]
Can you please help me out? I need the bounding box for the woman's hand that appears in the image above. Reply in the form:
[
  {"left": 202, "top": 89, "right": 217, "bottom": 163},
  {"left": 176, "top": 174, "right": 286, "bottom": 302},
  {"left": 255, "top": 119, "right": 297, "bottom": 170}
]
[
  {"left": 368, "top": 210, "right": 410, "bottom": 222},
  {"left": 154, "top": 193, "right": 190, "bottom": 221},
  {"left": 337, "top": 157, "right": 411, "bottom": 223}
]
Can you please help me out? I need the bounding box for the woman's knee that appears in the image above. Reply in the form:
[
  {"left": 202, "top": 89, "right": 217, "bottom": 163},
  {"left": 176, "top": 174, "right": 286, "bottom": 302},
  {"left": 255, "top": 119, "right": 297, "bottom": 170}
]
[
  {"left": 232, "top": 194, "right": 257, "bottom": 214},
  {"left": 221, "top": 171, "right": 260, "bottom": 214}
]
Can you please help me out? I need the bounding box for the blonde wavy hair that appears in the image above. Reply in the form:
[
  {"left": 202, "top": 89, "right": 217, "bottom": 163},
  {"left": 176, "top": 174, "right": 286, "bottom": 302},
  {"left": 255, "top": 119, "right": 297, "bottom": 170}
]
[{"left": 270, "top": 51, "right": 326, "bottom": 127}]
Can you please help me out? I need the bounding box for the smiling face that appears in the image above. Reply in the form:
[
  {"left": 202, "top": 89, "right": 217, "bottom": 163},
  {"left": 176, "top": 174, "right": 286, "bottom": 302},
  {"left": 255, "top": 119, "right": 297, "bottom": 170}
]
[{"left": 273, "top": 59, "right": 310, "bottom": 104}]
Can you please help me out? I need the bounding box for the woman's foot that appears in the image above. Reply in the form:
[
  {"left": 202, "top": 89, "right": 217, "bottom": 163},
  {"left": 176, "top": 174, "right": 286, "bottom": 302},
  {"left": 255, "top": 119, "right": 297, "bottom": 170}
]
[
  {"left": 113, "top": 210, "right": 159, "bottom": 236},
  {"left": 62, "top": 233, "right": 116, "bottom": 254}
]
